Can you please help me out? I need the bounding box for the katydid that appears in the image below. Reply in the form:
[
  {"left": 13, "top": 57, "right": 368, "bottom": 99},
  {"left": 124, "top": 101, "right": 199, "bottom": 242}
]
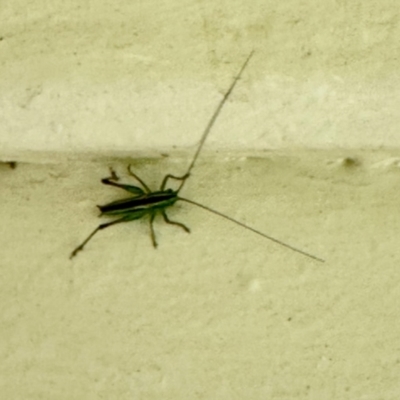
[{"left": 70, "top": 52, "right": 324, "bottom": 262}]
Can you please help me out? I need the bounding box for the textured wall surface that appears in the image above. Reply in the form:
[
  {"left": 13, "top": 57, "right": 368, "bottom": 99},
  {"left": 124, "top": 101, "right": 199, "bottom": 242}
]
[
  {"left": 1, "top": 1, "right": 400, "bottom": 399},
  {"left": 2, "top": 150, "right": 400, "bottom": 399},
  {"left": 1, "top": 0, "right": 399, "bottom": 157}
]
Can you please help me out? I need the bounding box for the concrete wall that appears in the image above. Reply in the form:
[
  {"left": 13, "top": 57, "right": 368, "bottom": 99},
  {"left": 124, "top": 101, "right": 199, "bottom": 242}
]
[
  {"left": 1, "top": 0, "right": 399, "bottom": 157},
  {"left": 1, "top": 1, "right": 400, "bottom": 399}
]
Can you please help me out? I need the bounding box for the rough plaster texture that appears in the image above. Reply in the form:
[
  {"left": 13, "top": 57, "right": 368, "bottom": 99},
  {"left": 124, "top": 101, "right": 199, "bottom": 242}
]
[
  {"left": 1, "top": 0, "right": 400, "bottom": 156},
  {"left": 1, "top": 0, "right": 400, "bottom": 399},
  {"left": 1, "top": 151, "right": 400, "bottom": 399}
]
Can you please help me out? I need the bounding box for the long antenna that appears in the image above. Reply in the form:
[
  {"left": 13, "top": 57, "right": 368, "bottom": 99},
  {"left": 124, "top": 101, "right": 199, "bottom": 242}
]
[
  {"left": 177, "top": 51, "right": 254, "bottom": 193},
  {"left": 178, "top": 197, "right": 325, "bottom": 263}
]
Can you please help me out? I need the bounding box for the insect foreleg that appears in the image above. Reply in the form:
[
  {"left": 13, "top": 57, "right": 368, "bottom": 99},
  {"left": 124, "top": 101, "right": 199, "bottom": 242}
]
[
  {"left": 70, "top": 218, "right": 127, "bottom": 259},
  {"left": 160, "top": 173, "right": 189, "bottom": 190},
  {"left": 162, "top": 210, "right": 190, "bottom": 233}
]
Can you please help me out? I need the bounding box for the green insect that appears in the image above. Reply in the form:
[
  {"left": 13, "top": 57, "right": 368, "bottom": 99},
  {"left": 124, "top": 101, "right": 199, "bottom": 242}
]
[{"left": 70, "top": 52, "right": 324, "bottom": 262}]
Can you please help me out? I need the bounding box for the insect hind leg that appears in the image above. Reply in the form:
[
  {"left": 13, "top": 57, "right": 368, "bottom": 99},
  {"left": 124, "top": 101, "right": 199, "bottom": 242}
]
[
  {"left": 101, "top": 167, "right": 146, "bottom": 196},
  {"left": 70, "top": 218, "right": 126, "bottom": 259},
  {"left": 160, "top": 173, "right": 189, "bottom": 190},
  {"left": 101, "top": 177, "right": 145, "bottom": 196},
  {"left": 162, "top": 211, "right": 190, "bottom": 233}
]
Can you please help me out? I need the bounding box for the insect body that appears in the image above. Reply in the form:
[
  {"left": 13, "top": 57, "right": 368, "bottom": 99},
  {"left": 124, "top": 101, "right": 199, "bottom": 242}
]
[{"left": 70, "top": 52, "right": 324, "bottom": 262}]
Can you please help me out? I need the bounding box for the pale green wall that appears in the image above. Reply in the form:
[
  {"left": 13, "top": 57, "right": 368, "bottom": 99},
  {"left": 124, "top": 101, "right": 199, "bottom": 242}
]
[
  {"left": 1, "top": 1, "right": 400, "bottom": 398},
  {"left": 1, "top": 0, "right": 399, "bottom": 157},
  {"left": 2, "top": 150, "right": 400, "bottom": 398}
]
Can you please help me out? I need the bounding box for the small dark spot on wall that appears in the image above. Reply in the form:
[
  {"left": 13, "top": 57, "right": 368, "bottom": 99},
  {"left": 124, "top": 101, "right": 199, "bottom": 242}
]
[
  {"left": 342, "top": 157, "right": 359, "bottom": 167},
  {"left": 328, "top": 156, "right": 360, "bottom": 169},
  {"left": 1, "top": 161, "right": 17, "bottom": 169}
]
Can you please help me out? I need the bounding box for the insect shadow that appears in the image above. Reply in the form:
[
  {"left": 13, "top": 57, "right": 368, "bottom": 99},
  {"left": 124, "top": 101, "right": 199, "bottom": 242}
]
[{"left": 70, "top": 52, "right": 324, "bottom": 262}]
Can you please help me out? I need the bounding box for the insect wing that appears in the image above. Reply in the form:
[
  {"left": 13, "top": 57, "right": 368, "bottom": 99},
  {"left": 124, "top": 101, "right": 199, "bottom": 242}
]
[{"left": 98, "top": 196, "right": 148, "bottom": 215}]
